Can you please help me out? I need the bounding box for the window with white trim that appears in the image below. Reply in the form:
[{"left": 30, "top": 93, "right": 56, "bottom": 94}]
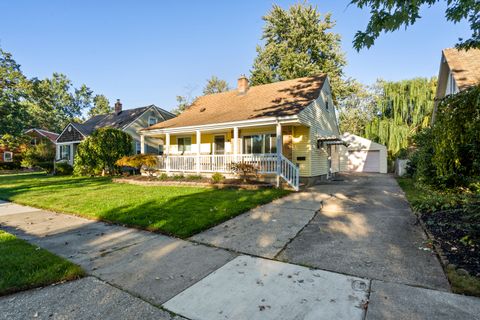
[
  {"left": 3, "top": 151, "right": 13, "bottom": 162},
  {"left": 135, "top": 141, "right": 141, "bottom": 154},
  {"left": 242, "top": 134, "right": 276, "bottom": 154},
  {"left": 148, "top": 116, "right": 158, "bottom": 126},
  {"left": 158, "top": 144, "right": 164, "bottom": 155},
  {"left": 59, "top": 145, "right": 70, "bottom": 160},
  {"left": 177, "top": 137, "right": 191, "bottom": 154}
]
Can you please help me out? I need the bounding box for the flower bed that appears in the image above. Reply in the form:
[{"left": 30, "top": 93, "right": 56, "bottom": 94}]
[{"left": 113, "top": 175, "right": 273, "bottom": 190}]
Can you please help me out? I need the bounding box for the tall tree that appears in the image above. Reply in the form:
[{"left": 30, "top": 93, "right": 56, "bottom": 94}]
[
  {"left": 0, "top": 48, "right": 31, "bottom": 136},
  {"left": 250, "top": 3, "right": 349, "bottom": 100},
  {"left": 203, "top": 76, "right": 230, "bottom": 95},
  {"left": 351, "top": 0, "right": 480, "bottom": 50},
  {"left": 88, "top": 94, "right": 112, "bottom": 117},
  {"left": 364, "top": 77, "right": 437, "bottom": 157}
]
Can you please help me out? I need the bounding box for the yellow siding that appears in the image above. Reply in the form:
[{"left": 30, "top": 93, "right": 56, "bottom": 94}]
[{"left": 291, "top": 125, "right": 311, "bottom": 177}]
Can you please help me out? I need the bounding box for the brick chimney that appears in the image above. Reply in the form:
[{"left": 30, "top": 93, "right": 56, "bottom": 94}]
[
  {"left": 237, "top": 75, "right": 249, "bottom": 94},
  {"left": 114, "top": 99, "right": 122, "bottom": 114}
]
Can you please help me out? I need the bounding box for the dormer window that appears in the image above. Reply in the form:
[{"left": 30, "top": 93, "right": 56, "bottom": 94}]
[
  {"left": 148, "top": 117, "right": 158, "bottom": 126},
  {"left": 325, "top": 101, "right": 329, "bottom": 110}
]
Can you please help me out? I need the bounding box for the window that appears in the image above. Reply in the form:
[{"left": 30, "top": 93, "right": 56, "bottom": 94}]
[
  {"left": 3, "top": 151, "right": 13, "bottom": 162},
  {"left": 243, "top": 134, "right": 277, "bottom": 154},
  {"left": 59, "top": 145, "right": 70, "bottom": 160},
  {"left": 148, "top": 117, "right": 158, "bottom": 126},
  {"left": 177, "top": 137, "right": 191, "bottom": 154},
  {"left": 325, "top": 100, "right": 329, "bottom": 110},
  {"left": 30, "top": 137, "right": 37, "bottom": 146},
  {"left": 135, "top": 141, "right": 142, "bottom": 154},
  {"left": 158, "top": 144, "right": 164, "bottom": 155},
  {"left": 213, "top": 135, "right": 225, "bottom": 154}
]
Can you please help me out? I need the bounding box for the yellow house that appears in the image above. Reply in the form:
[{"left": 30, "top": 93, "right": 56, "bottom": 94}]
[{"left": 140, "top": 75, "right": 344, "bottom": 190}]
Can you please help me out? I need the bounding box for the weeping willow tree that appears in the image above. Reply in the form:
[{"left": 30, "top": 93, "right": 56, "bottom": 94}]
[{"left": 365, "top": 77, "right": 437, "bottom": 158}]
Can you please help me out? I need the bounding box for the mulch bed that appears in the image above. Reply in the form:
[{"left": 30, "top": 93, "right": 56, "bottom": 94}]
[
  {"left": 420, "top": 206, "right": 480, "bottom": 277},
  {"left": 114, "top": 176, "right": 274, "bottom": 190}
]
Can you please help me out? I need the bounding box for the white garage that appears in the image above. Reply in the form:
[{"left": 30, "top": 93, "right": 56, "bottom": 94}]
[{"left": 339, "top": 133, "right": 388, "bottom": 173}]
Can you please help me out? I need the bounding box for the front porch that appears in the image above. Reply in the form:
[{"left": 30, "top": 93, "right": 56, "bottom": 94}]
[{"left": 140, "top": 121, "right": 303, "bottom": 190}]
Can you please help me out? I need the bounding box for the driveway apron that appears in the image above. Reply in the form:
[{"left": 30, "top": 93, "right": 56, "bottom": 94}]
[{"left": 277, "top": 173, "right": 450, "bottom": 291}]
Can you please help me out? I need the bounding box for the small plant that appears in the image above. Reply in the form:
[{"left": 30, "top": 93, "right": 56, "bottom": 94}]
[
  {"left": 55, "top": 162, "right": 73, "bottom": 175},
  {"left": 211, "top": 172, "right": 225, "bottom": 184},
  {"left": 186, "top": 174, "right": 203, "bottom": 181},
  {"left": 229, "top": 161, "right": 258, "bottom": 182},
  {"left": 157, "top": 173, "right": 169, "bottom": 180},
  {"left": 172, "top": 173, "right": 185, "bottom": 180}
]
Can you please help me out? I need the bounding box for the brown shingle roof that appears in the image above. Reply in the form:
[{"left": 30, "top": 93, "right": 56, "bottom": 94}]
[
  {"left": 146, "top": 75, "right": 327, "bottom": 130},
  {"left": 443, "top": 48, "right": 480, "bottom": 90}
]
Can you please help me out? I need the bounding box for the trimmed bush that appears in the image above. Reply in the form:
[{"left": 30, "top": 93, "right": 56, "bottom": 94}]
[
  {"left": 211, "top": 172, "right": 225, "bottom": 184},
  {"left": 55, "top": 162, "right": 73, "bottom": 175}
]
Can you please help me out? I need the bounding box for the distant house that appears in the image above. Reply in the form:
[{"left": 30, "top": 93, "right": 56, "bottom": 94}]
[
  {"left": 25, "top": 128, "right": 59, "bottom": 147},
  {"left": 55, "top": 100, "right": 175, "bottom": 165},
  {"left": 0, "top": 128, "right": 59, "bottom": 165},
  {"left": 433, "top": 48, "right": 480, "bottom": 123},
  {"left": 141, "top": 75, "right": 343, "bottom": 190}
]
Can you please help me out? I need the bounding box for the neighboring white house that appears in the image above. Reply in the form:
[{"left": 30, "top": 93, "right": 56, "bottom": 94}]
[
  {"left": 339, "top": 133, "right": 387, "bottom": 173},
  {"left": 432, "top": 48, "right": 480, "bottom": 123}
]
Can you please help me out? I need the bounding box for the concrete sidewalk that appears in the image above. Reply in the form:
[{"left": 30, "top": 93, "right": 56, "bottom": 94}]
[{"left": 2, "top": 196, "right": 480, "bottom": 320}]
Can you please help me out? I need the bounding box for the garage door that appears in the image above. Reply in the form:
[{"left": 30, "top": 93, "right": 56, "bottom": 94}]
[{"left": 348, "top": 150, "right": 380, "bottom": 172}]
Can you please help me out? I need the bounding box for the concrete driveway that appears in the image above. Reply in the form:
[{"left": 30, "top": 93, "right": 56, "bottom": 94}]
[{"left": 277, "top": 173, "right": 450, "bottom": 291}]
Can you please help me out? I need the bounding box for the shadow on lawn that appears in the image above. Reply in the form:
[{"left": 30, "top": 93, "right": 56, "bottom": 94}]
[{"left": 95, "top": 188, "right": 282, "bottom": 238}]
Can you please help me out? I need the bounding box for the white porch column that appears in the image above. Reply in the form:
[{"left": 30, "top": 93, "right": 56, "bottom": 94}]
[
  {"left": 165, "top": 133, "right": 170, "bottom": 173},
  {"left": 69, "top": 144, "right": 74, "bottom": 166},
  {"left": 196, "top": 130, "right": 201, "bottom": 174},
  {"left": 140, "top": 134, "right": 146, "bottom": 154},
  {"left": 276, "top": 122, "right": 282, "bottom": 187},
  {"left": 233, "top": 126, "right": 239, "bottom": 161}
]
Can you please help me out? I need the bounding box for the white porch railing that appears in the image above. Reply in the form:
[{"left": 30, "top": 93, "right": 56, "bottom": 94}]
[{"left": 156, "top": 153, "right": 299, "bottom": 190}]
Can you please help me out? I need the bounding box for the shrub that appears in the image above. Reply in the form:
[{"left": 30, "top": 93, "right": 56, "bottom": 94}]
[
  {"left": 74, "top": 128, "right": 132, "bottom": 176},
  {"left": 172, "top": 173, "right": 185, "bottom": 180},
  {"left": 157, "top": 173, "right": 169, "bottom": 180},
  {"left": 211, "top": 172, "right": 225, "bottom": 184},
  {"left": 186, "top": 174, "right": 203, "bottom": 181},
  {"left": 37, "top": 161, "right": 54, "bottom": 173},
  {"left": 55, "top": 162, "right": 73, "bottom": 175},
  {"left": 116, "top": 154, "right": 158, "bottom": 176},
  {"left": 21, "top": 142, "right": 55, "bottom": 169},
  {"left": 229, "top": 162, "right": 258, "bottom": 182}
]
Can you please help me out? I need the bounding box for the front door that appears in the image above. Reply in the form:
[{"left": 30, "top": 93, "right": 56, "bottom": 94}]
[{"left": 213, "top": 135, "right": 225, "bottom": 154}]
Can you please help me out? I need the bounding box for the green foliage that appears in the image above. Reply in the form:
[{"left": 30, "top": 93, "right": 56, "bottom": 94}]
[
  {"left": 364, "top": 78, "right": 436, "bottom": 158},
  {"left": 88, "top": 94, "right": 112, "bottom": 117},
  {"left": 338, "top": 81, "right": 376, "bottom": 135},
  {"left": 74, "top": 128, "right": 132, "bottom": 176},
  {"left": 157, "top": 173, "right": 169, "bottom": 180},
  {"left": 351, "top": 0, "right": 480, "bottom": 50},
  {"left": 172, "top": 95, "right": 194, "bottom": 115},
  {"left": 211, "top": 172, "right": 225, "bottom": 184},
  {"left": 249, "top": 3, "right": 350, "bottom": 101},
  {"left": 55, "top": 162, "right": 73, "bottom": 175},
  {"left": 21, "top": 142, "right": 55, "bottom": 169},
  {"left": 186, "top": 174, "right": 203, "bottom": 181},
  {"left": 431, "top": 86, "right": 480, "bottom": 185},
  {"left": 203, "top": 76, "right": 230, "bottom": 95}
]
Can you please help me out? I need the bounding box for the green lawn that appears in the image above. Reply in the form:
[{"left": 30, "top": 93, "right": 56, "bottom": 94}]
[
  {"left": 0, "top": 230, "right": 84, "bottom": 296},
  {"left": 0, "top": 173, "right": 289, "bottom": 238}
]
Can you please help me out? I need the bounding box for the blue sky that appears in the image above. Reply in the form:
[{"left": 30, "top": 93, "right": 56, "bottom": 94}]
[{"left": 0, "top": 1, "right": 471, "bottom": 113}]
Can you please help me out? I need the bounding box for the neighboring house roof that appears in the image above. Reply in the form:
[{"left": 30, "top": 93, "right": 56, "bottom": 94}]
[
  {"left": 25, "top": 128, "right": 59, "bottom": 143},
  {"left": 56, "top": 105, "right": 174, "bottom": 142},
  {"left": 442, "top": 48, "right": 480, "bottom": 91},
  {"left": 145, "top": 75, "right": 327, "bottom": 130}
]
